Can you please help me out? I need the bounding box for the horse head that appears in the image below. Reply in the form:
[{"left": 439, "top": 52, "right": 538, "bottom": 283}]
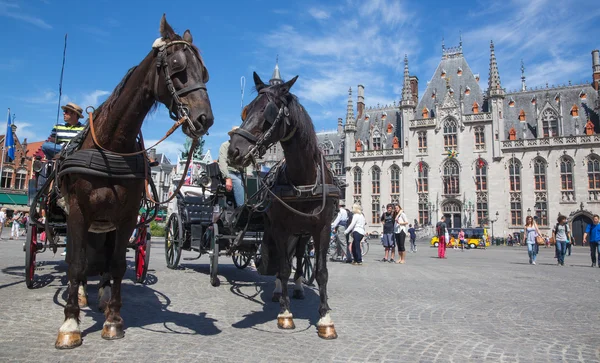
[
  {"left": 228, "top": 72, "right": 298, "bottom": 168},
  {"left": 152, "top": 14, "right": 213, "bottom": 139}
]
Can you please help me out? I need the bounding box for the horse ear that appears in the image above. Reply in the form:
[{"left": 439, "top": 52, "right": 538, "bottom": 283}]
[
  {"left": 159, "top": 14, "right": 176, "bottom": 40},
  {"left": 280, "top": 75, "right": 299, "bottom": 94},
  {"left": 183, "top": 29, "right": 193, "bottom": 43},
  {"left": 253, "top": 72, "right": 267, "bottom": 90}
]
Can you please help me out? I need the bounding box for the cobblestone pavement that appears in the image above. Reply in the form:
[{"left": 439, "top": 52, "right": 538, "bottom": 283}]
[{"left": 1, "top": 233, "right": 599, "bottom": 362}]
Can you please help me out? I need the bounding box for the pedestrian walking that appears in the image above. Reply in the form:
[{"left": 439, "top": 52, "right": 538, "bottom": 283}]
[
  {"left": 345, "top": 203, "right": 366, "bottom": 265},
  {"left": 380, "top": 204, "right": 395, "bottom": 262},
  {"left": 0, "top": 208, "right": 6, "bottom": 240},
  {"left": 408, "top": 224, "right": 417, "bottom": 252},
  {"left": 458, "top": 229, "right": 466, "bottom": 251},
  {"left": 583, "top": 214, "right": 600, "bottom": 268},
  {"left": 552, "top": 215, "right": 572, "bottom": 266},
  {"left": 524, "top": 215, "right": 542, "bottom": 265},
  {"left": 10, "top": 212, "right": 21, "bottom": 240},
  {"left": 436, "top": 216, "right": 447, "bottom": 259},
  {"left": 331, "top": 200, "right": 351, "bottom": 263},
  {"left": 393, "top": 205, "right": 408, "bottom": 264}
]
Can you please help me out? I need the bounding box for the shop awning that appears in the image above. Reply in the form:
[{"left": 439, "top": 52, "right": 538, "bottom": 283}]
[{"left": 0, "top": 192, "right": 29, "bottom": 206}]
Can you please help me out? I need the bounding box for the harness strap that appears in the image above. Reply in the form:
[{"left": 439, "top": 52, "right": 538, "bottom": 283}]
[
  {"left": 176, "top": 83, "right": 205, "bottom": 96},
  {"left": 233, "top": 128, "right": 259, "bottom": 143}
]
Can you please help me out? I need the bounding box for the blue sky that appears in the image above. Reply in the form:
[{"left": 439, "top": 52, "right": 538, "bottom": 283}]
[{"left": 1, "top": 0, "right": 599, "bottom": 162}]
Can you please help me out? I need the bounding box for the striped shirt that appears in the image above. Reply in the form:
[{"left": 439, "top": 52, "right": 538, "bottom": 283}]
[{"left": 50, "top": 122, "right": 85, "bottom": 144}]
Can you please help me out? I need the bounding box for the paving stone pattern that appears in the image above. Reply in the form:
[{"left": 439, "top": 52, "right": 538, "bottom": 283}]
[{"left": 0, "top": 234, "right": 599, "bottom": 362}]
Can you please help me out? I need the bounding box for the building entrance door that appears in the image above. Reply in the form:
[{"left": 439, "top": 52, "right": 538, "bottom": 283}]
[
  {"left": 443, "top": 201, "right": 462, "bottom": 229},
  {"left": 572, "top": 215, "right": 592, "bottom": 246}
]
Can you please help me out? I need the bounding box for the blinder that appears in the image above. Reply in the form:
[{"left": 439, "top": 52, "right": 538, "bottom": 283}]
[
  {"left": 263, "top": 101, "right": 279, "bottom": 124},
  {"left": 168, "top": 49, "right": 187, "bottom": 74}
]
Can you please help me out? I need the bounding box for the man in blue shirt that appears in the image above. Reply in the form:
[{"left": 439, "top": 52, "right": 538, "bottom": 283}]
[{"left": 583, "top": 214, "right": 600, "bottom": 267}]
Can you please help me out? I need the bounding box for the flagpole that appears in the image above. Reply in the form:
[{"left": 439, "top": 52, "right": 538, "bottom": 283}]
[{"left": 0, "top": 108, "right": 8, "bottom": 189}]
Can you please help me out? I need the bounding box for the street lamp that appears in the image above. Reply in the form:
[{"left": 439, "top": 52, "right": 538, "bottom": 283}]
[
  {"left": 527, "top": 207, "right": 531, "bottom": 216},
  {"left": 465, "top": 202, "right": 475, "bottom": 228},
  {"left": 490, "top": 211, "right": 499, "bottom": 245}
]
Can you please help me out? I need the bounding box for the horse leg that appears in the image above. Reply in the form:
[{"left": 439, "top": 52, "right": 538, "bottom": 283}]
[
  {"left": 56, "top": 212, "right": 87, "bottom": 349},
  {"left": 78, "top": 277, "right": 88, "bottom": 308},
  {"left": 272, "top": 273, "right": 282, "bottom": 303},
  {"left": 292, "top": 236, "right": 308, "bottom": 300},
  {"left": 101, "top": 229, "right": 127, "bottom": 340},
  {"left": 98, "top": 272, "right": 112, "bottom": 312},
  {"left": 276, "top": 233, "right": 295, "bottom": 330},
  {"left": 314, "top": 225, "right": 337, "bottom": 339}
]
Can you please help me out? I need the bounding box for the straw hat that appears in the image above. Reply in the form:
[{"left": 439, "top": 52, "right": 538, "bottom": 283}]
[
  {"left": 227, "top": 126, "right": 239, "bottom": 136},
  {"left": 61, "top": 102, "right": 84, "bottom": 119}
]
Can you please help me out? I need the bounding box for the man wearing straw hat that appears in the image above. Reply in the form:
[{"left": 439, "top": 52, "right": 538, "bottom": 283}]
[
  {"left": 218, "top": 126, "right": 244, "bottom": 207},
  {"left": 41, "top": 102, "right": 86, "bottom": 160}
]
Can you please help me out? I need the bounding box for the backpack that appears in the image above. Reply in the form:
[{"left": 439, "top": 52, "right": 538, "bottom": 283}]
[
  {"left": 342, "top": 208, "right": 353, "bottom": 228},
  {"left": 554, "top": 223, "right": 569, "bottom": 236}
]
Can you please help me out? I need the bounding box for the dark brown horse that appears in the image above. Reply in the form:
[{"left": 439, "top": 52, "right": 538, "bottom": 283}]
[
  {"left": 228, "top": 72, "right": 339, "bottom": 339},
  {"left": 54, "top": 15, "right": 213, "bottom": 349}
]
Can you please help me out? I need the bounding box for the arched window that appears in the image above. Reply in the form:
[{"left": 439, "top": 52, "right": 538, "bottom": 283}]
[
  {"left": 509, "top": 127, "right": 517, "bottom": 140},
  {"left": 353, "top": 167, "right": 362, "bottom": 195},
  {"left": 386, "top": 123, "right": 393, "bottom": 134},
  {"left": 570, "top": 105, "right": 579, "bottom": 117},
  {"left": 518, "top": 110, "right": 526, "bottom": 121},
  {"left": 542, "top": 109, "right": 559, "bottom": 137},
  {"left": 422, "top": 108, "right": 429, "bottom": 118},
  {"left": 472, "top": 102, "right": 479, "bottom": 114},
  {"left": 443, "top": 160, "right": 460, "bottom": 195},
  {"left": 475, "top": 160, "right": 487, "bottom": 191},
  {"left": 443, "top": 118, "right": 458, "bottom": 151},
  {"left": 15, "top": 169, "right": 27, "bottom": 190},
  {"left": 560, "top": 157, "right": 575, "bottom": 202},
  {"left": 371, "top": 166, "right": 380, "bottom": 195},
  {"left": 0, "top": 167, "right": 13, "bottom": 188},
  {"left": 509, "top": 158, "right": 521, "bottom": 192},
  {"left": 418, "top": 131, "right": 427, "bottom": 153},
  {"left": 533, "top": 158, "right": 547, "bottom": 191},
  {"left": 474, "top": 126, "right": 485, "bottom": 150},
  {"left": 588, "top": 156, "right": 600, "bottom": 198},
  {"left": 390, "top": 165, "right": 400, "bottom": 195},
  {"left": 417, "top": 163, "right": 429, "bottom": 193}
]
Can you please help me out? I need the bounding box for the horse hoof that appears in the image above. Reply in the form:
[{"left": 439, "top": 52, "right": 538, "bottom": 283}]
[
  {"left": 317, "top": 324, "right": 338, "bottom": 340},
  {"left": 78, "top": 295, "right": 88, "bottom": 308},
  {"left": 101, "top": 322, "right": 125, "bottom": 340},
  {"left": 292, "top": 289, "right": 305, "bottom": 300},
  {"left": 55, "top": 331, "right": 82, "bottom": 349},
  {"left": 271, "top": 292, "right": 281, "bottom": 302},
  {"left": 277, "top": 316, "right": 295, "bottom": 330}
]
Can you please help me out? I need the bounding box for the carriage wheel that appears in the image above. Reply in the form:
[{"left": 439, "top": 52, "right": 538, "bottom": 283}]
[
  {"left": 165, "top": 214, "right": 183, "bottom": 269},
  {"left": 135, "top": 228, "right": 151, "bottom": 284},
  {"left": 302, "top": 249, "right": 316, "bottom": 286},
  {"left": 232, "top": 251, "right": 252, "bottom": 269},
  {"left": 209, "top": 223, "right": 220, "bottom": 287},
  {"left": 25, "top": 223, "right": 38, "bottom": 289}
]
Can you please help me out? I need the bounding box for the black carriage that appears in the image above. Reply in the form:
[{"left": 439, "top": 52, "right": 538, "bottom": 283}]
[
  {"left": 164, "top": 162, "right": 315, "bottom": 287},
  {"left": 25, "top": 157, "right": 154, "bottom": 288}
]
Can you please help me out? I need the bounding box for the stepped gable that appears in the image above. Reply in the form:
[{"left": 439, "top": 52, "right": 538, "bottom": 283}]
[
  {"left": 503, "top": 83, "right": 599, "bottom": 137},
  {"left": 316, "top": 130, "right": 343, "bottom": 153},
  {"left": 355, "top": 105, "right": 401, "bottom": 149},
  {"left": 417, "top": 54, "right": 484, "bottom": 116}
]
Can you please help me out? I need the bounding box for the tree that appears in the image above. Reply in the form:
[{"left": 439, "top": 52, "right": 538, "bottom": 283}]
[{"left": 180, "top": 136, "right": 204, "bottom": 160}]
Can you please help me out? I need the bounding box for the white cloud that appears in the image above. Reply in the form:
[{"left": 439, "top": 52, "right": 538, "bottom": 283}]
[
  {"left": 13, "top": 121, "right": 43, "bottom": 143},
  {"left": 0, "top": 1, "right": 52, "bottom": 29},
  {"left": 309, "top": 8, "right": 330, "bottom": 20},
  {"left": 80, "top": 90, "right": 110, "bottom": 108}
]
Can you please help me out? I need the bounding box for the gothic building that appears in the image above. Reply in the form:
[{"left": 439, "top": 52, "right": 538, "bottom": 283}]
[{"left": 341, "top": 42, "right": 600, "bottom": 245}]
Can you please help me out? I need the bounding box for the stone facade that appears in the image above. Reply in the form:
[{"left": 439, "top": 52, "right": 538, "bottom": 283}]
[{"left": 339, "top": 43, "right": 600, "bottom": 242}]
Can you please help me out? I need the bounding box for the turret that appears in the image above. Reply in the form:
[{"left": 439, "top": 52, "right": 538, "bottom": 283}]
[
  {"left": 269, "top": 57, "right": 283, "bottom": 86},
  {"left": 592, "top": 50, "right": 600, "bottom": 91},
  {"left": 487, "top": 41, "right": 505, "bottom": 158},
  {"left": 357, "top": 85, "right": 365, "bottom": 120},
  {"left": 337, "top": 117, "right": 343, "bottom": 135}
]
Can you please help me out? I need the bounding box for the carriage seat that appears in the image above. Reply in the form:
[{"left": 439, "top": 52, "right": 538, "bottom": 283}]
[{"left": 180, "top": 194, "right": 212, "bottom": 225}]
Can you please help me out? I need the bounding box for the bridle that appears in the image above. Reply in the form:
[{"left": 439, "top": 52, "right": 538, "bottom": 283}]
[
  {"left": 154, "top": 39, "right": 208, "bottom": 138},
  {"left": 233, "top": 88, "right": 296, "bottom": 165}
]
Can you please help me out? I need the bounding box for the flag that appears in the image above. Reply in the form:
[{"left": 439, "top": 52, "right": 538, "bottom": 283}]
[
  {"left": 477, "top": 156, "right": 485, "bottom": 169},
  {"left": 5, "top": 109, "right": 15, "bottom": 162}
]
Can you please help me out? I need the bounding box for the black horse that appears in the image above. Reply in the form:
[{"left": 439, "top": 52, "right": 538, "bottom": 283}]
[{"left": 228, "top": 72, "right": 339, "bottom": 339}]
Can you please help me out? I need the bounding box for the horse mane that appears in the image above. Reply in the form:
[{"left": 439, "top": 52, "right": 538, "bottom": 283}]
[
  {"left": 285, "top": 94, "right": 321, "bottom": 164},
  {"left": 94, "top": 66, "right": 139, "bottom": 117}
]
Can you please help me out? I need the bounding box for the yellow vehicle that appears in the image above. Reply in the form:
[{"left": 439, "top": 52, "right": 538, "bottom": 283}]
[{"left": 430, "top": 228, "right": 490, "bottom": 249}]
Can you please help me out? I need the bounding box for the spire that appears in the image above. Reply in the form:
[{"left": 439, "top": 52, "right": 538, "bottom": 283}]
[
  {"left": 519, "top": 59, "right": 527, "bottom": 92},
  {"left": 488, "top": 40, "right": 504, "bottom": 97},
  {"left": 346, "top": 87, "right": 355, "bottom": 123},
  {"left": 400, "top": 55, "right": 415, "bottom": 108},
  {"left": 269, "top": 55, "right": 283, "bottom": 86}
]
